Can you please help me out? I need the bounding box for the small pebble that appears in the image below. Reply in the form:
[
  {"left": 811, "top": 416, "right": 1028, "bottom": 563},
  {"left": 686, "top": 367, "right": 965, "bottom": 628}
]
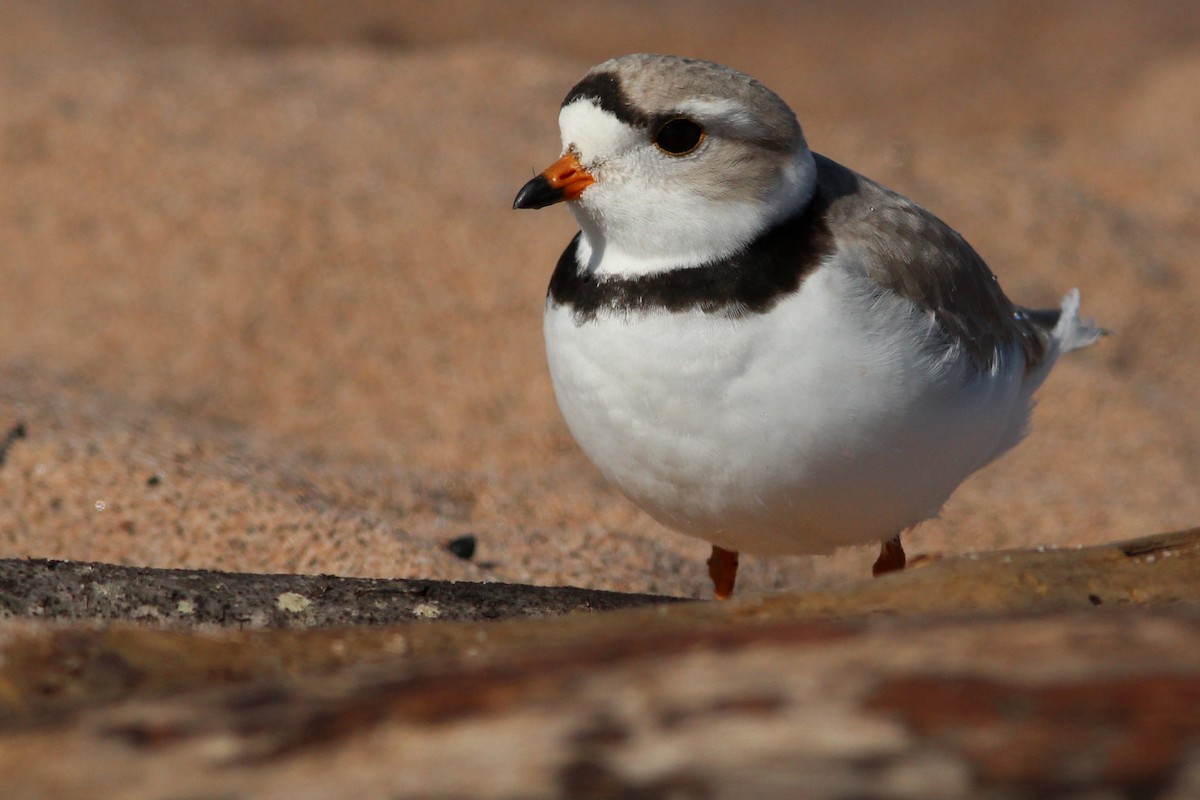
[{"left": 445, "top": 534, "right": 477, "bottom": 561}]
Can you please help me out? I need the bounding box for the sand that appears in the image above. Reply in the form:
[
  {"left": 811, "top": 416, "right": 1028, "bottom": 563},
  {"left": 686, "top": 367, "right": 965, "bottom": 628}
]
[{"left": 1, "top": 0, "right": 1198, "bottom": 598}]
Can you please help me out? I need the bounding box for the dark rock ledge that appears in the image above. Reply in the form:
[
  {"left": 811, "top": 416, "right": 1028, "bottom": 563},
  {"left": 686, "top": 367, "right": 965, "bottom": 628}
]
[{"left": 0, "top": 558, "right": 682, "bottom": 628}]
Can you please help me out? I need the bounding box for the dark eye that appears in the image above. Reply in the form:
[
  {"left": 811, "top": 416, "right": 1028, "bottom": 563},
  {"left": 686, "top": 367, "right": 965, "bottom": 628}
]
[{"left": 653, "top": 118, "right": 705, "bottom": 155}]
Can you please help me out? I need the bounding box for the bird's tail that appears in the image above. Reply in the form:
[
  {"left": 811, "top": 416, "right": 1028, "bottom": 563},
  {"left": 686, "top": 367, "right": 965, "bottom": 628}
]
[
  {"left": 1046, "top": 288, "right": 1105, "bottom": 353},
  {"left": 992, "top": 290, "right": 1104, "bottom": 459},
  {"left": 1017, "top": 288, "right": 1104, "bottom": 393},
  {"left": 1021, "top": 288, "right": 1105, "bottom": 356}
]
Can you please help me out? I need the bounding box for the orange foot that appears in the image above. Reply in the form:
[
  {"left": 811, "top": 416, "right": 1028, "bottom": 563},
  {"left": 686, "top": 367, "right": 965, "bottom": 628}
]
[
  {"left": 872, "top": 534, "right": 906, "bottom": 577},
  {"left": 707, "top": 545, "right": 740, "bottom": 600}
]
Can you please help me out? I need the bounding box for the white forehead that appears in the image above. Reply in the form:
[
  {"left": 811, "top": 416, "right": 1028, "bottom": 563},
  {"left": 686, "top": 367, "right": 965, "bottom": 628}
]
[
  {"left": 675, "top": 97, "right": 761, "bottom": 137},
  {"left": 558, "top": 99, "right": 639, "bottom": 159}
]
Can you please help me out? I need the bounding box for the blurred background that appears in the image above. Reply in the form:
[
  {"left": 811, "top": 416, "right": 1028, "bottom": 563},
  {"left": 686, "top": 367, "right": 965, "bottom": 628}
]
[{"left": 1, "top": 0, "right": 1198, "bottom": 597}]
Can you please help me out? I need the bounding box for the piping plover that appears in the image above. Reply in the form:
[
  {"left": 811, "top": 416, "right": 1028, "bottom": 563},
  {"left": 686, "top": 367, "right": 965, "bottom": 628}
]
[{"left": 514, "top": 54, "right": 1102, "bottom": 599}]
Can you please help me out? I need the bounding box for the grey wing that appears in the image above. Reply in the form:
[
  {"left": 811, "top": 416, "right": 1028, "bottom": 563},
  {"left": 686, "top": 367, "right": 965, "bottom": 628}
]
[{"left": 813, "top": 153, "right": 1052, "bottom": 373}]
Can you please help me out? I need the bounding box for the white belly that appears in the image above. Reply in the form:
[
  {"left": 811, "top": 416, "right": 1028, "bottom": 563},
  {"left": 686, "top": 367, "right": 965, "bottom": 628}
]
[{"left": 543, "top": 267, "right": 1031, "bottom": 554}]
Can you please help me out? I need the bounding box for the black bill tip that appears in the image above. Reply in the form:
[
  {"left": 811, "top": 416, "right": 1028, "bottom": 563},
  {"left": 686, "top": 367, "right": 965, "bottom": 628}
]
[{"left": 513, "top": 174, "right": 564, "bottom": 210}]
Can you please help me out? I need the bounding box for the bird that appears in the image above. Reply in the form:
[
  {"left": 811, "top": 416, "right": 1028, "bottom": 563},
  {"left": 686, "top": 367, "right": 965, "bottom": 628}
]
[{"left": 513, "top": 54, "right": 1102, "bottom": 599}]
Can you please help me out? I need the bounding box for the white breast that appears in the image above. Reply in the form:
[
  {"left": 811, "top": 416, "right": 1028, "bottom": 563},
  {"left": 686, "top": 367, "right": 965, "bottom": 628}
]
[{"left": 543, "top": 264, "right": 1032, "bottom": 554}]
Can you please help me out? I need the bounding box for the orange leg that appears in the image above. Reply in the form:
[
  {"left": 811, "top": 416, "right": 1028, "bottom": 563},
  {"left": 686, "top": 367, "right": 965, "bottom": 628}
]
[
  {"left": 872, "top": 534, "right": 906, "bottom": 577},
  {"left": 707, "top": 545, "right": 740, "bottom": 600}
]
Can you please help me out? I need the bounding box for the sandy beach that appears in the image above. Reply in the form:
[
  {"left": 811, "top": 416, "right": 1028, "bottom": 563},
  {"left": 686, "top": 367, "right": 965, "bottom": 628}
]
[{"left": 2, "top": 0, "right": 1198, "bottom": 596}]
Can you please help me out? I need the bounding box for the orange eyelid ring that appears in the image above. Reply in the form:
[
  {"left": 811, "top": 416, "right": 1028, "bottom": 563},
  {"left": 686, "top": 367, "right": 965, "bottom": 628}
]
[{"left": 512, "top": 152, "right": 595, "bottom": 210}]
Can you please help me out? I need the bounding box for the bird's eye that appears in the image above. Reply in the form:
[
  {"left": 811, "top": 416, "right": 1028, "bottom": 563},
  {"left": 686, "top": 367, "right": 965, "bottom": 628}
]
[{"left": 653, "top": 118, "right": 705, "bottom": 156}]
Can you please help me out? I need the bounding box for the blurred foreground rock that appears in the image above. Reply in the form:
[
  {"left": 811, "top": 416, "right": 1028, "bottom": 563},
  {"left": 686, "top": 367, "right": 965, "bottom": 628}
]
[{"left": 2, "top": 528, "right": 1199, "bottom": 799}]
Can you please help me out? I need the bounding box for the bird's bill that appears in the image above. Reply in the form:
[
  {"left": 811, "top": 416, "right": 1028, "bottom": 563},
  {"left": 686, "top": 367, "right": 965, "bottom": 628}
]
[{"left": 513, "top": 152, "right": 595, "bottom": 210}]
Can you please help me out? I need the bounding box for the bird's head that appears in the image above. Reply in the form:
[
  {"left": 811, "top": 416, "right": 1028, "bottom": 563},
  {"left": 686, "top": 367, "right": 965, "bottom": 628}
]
[{"left": 514, "top": 54, "right": 818, "bottom": 276}]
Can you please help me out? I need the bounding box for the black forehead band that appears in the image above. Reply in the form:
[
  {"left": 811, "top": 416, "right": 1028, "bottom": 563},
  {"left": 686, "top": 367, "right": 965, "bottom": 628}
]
[
  {"left": 560, "top": 69, "right": 791, "bottom": 151},
  {"left": 561, "top": 71, "right": 653, "bottom": 128}
]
